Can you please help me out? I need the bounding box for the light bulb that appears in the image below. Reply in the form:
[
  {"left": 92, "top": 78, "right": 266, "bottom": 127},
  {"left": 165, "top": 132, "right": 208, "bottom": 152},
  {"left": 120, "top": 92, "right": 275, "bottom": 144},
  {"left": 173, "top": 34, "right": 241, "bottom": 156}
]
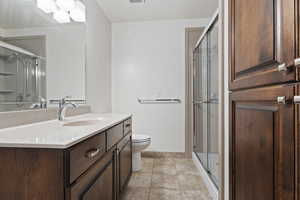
[
  {"left": 53, "top": 10, "right": 70, "bottom": 23},
  {"left": 56, "top": 0, "right": 75, "bottom": 12},
  {"left": 37, "top": 0, "right": 57, "bottom": 13},
  {"left": 70, "top": 1, "right": 86, "bottom": 22}
]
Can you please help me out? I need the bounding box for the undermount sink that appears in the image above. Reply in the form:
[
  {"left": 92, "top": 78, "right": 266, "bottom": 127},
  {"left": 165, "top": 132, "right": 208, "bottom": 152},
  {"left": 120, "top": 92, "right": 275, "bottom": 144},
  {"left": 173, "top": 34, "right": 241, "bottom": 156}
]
[{"left": 63, "top": 119, "right": 101, "bottom": 127}]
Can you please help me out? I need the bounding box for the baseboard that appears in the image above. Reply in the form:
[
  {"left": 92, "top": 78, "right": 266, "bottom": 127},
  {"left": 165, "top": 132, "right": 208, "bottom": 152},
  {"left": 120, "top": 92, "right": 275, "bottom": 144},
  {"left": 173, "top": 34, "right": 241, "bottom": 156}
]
[
  {"left": 192, "top": 152, "right": 219, "bottom": 200},
  {"left": 141, "top": 151, "right": 185, "bottom": 158}
]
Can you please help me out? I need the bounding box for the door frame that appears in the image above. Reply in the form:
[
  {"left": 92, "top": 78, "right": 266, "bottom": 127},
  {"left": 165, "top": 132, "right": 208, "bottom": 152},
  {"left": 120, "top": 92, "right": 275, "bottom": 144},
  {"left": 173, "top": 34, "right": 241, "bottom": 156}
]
[
  {"left": 184, "top": 5, "right": 225, "bottom": 200},
  {"left": 219, "top": 0, "right": 225, "bottom": 199}
]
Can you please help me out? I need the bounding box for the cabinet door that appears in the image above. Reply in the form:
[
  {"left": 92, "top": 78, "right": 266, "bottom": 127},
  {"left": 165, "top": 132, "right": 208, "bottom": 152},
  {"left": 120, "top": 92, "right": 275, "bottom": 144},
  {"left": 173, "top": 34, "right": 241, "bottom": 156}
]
[
  {"left": 297, "top": 4, "right": 300, "bottom": 82},
  {"left": 67, "top": 151, "right": 116, "bottom": 200},
  {"left": 230, "top": 85, "right": 295, "bottom": 200},
  {"left": 82, "top": 162, "right": 114, "bottom": 200},
  {"left": 119, "top": 137, "right": 132, "bottom": 193},
  {"left": 229, "top": 0, "right": 296, "bottom": 90}
]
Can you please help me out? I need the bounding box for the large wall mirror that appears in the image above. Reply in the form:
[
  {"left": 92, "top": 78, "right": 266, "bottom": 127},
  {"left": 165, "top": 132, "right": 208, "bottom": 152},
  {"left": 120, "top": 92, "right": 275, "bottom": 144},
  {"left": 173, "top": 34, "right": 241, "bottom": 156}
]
[{"left": 0, "top": 0, "right": 86, "bottom": 112}]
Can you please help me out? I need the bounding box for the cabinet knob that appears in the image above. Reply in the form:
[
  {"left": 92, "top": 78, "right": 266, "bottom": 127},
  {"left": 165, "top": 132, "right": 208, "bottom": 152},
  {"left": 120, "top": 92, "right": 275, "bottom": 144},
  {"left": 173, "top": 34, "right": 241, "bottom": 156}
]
[
  {"left": 278, "top": 63, "right": 287, "bottom": 72},
  {"left": 294, "top": 58, "right": 300, "bottom": 66},
  {"left": 277, "top": 96, "right": 286, "bottom": 104},
  {"left": 294, "top": 96, "right": 300, "bottom": 104}
]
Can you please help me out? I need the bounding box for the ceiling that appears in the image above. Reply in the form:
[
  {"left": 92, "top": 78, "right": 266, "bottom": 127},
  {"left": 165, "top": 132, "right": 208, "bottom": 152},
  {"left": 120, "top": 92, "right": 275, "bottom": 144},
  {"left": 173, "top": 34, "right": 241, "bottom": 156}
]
[{"left": 96, "top": 0, "right": 218, "bottom": 23}]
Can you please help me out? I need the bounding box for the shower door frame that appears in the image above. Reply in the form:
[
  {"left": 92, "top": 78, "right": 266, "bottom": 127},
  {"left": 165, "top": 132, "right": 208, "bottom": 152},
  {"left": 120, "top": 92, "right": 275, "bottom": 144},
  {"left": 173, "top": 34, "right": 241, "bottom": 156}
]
[{"left": 186, "top": 9, "right": 224, "bottom": 200}]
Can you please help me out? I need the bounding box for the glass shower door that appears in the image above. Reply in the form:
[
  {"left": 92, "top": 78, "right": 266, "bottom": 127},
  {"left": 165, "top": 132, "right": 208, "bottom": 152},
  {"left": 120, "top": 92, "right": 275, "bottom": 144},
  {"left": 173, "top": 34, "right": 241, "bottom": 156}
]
[
  {"left": 193, "top": 35, "right": 209, "bottom": 170},
  {"left": 193, "top": 16, "right": 220, "bottom": 188},
  {"left": 207, "top": 20, "right": 219, "bottom": 187},
  {"left": 200, "top": 35, "right": 209, "bottom": 169},
  {"left": 193, "top": 47, "right": 201, "bottom": 160}
]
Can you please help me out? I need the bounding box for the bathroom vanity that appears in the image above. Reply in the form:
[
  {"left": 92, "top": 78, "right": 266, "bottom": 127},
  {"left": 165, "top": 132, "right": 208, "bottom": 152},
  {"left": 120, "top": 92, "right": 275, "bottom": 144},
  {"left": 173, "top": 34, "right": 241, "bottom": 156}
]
[{"left": 0, "top": 113, "right": 132, "bottom": 200}]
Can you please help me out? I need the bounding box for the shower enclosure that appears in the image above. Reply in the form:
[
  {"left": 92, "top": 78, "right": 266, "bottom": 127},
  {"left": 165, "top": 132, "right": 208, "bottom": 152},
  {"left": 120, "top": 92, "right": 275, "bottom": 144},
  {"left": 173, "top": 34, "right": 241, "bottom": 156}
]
[
  {"left": 193, "top": 14, "right": 219, "bottom": 187},
  {"left": 0, "top": 42, "right": 44, "bottom": 112}
]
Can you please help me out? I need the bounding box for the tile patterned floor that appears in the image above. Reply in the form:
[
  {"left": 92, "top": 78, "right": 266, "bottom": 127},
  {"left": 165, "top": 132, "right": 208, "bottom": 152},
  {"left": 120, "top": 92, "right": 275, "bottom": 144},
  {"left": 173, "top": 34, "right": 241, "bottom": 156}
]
[{"left": 121, "top": 157, "right": 213, "bottom": 200}]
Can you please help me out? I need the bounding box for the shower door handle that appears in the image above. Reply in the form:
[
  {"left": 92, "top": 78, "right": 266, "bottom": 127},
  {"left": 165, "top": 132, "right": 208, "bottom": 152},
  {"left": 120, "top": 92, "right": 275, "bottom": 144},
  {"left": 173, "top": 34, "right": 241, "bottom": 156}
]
[{"left": 193, "top": 100, "right": 203, "bottom": 104}]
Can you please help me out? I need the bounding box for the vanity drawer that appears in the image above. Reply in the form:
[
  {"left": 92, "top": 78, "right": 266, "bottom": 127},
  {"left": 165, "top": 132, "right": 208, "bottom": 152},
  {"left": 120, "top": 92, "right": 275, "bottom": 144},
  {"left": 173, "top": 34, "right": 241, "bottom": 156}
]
[
  {"left": 68, "top": 133, "right": 106, "bottom": 184},
  {"left": 124, "top": 118, "right": 132, "bottom": 135},
  {"left": 66, "top": 150, "right": 114, "bottom": 200},
  {"left": 107, "top": 123, "right": 124, "bottom": 150},
  {"left": 117, "top": 132, "right": 132, "bottom": 150}
]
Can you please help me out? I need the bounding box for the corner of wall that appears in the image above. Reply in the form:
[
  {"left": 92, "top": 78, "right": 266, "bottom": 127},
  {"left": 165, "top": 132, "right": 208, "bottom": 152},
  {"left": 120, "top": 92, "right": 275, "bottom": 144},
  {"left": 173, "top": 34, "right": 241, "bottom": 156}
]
[{"left": 86, "top": 0, "right": 113, "bottom": 113}]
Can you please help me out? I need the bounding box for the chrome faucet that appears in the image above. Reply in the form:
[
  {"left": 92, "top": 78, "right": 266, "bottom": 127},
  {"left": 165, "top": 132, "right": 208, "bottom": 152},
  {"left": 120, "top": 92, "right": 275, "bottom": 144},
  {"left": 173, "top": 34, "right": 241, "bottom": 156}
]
[
  {"left": 57, "top": 97, "right": 77, "bottom": 121},
  {"left": 49, "top": 96, "right": 87, "bottom": 121}
]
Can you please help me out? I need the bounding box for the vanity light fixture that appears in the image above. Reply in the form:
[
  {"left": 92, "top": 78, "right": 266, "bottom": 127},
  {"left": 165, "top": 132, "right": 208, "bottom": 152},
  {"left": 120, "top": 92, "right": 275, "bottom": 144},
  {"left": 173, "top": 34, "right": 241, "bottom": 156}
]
[
  {"left": 53, "top": 10, "right": 71, "bottom": 24},
  {"left": 56, "top": 0, "right": 76, "bottom": 12},
  {"left": 36, "top": 0, "right": 86, "bottom": 23},
  {"left": 70, "top": 1, "right": 86, "bottom": 22},
  {"left": 37, "top": 0, "right": 57, "bottom": 14}
]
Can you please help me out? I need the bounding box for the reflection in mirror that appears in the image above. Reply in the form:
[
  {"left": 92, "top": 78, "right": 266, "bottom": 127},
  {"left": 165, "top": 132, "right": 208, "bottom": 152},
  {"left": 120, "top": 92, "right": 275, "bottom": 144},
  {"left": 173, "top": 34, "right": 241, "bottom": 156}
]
[{"left": 0, "top": 0, "right": 86, "bottom": 112}]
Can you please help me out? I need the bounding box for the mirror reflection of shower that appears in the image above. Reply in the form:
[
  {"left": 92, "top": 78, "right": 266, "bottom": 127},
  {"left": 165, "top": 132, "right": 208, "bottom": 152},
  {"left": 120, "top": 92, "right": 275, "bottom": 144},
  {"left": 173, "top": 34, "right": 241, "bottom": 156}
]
[{"left": 0, "top": 41, "right": 46, "bottom": 112}]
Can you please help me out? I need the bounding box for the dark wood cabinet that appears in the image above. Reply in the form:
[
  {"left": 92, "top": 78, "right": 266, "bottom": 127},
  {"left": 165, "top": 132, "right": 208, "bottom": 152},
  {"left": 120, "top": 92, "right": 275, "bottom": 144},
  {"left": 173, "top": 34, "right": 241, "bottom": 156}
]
[
  {"left": 82, "top": 162, "right": 114, "bottom": 200},
  {"left": 230, "top": 85, "right": 295, "bottom": 200},
  {"left": 0, "top": 118, "right": 132, "bottom": 200},
  {"left": 229, "top": 0, "right": 297, "bottom": 90},
  {"left": 297, "top": 84, "right": 300, "bottom": 200},
  {"left": 107, "top": 123, "right": 124, "bottom": 150},
  {"left": 68, "top": 133, "right": 106, "bottom": 184},
  {"left": 0, "top": 149, "right": 65, "bottom": 200},
  {"left": 229, "top": 0, "right": 300, "bottom": 199},
  {"left": 67, "top": 150, "right": 115, "bottom": 200},
  {"left": 118, "top": 134, "right": 132, "bottom": 193}
]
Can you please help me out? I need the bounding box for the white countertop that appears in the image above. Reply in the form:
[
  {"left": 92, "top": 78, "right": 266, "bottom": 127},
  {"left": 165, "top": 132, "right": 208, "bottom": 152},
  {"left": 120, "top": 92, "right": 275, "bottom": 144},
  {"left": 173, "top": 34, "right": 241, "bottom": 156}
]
[{"left": 0, "top": 113, "right": 132, "bottom": 149}]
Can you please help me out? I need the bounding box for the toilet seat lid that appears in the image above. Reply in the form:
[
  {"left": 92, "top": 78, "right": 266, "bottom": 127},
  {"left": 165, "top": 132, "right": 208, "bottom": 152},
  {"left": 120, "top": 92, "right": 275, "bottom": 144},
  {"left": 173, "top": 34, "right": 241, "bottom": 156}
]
[{"left": 132, "top": 134, "right": 151, "bottom": 142}]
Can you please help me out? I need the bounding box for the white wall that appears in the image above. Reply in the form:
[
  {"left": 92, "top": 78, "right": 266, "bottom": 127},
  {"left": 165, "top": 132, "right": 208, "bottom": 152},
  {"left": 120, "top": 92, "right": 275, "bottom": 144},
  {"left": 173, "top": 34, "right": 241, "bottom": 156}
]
[
  {"left": 3, "top": 25, "right": 86, "bottom": 101},
  {"left": 0, "top": 28, "right": 5, "bottom": 37},
  {"left": 86, "top": 0, "right": 112, "bottom": 113},
  {"left": 112, "top": 19, "right": 209, "bottom": 152}
]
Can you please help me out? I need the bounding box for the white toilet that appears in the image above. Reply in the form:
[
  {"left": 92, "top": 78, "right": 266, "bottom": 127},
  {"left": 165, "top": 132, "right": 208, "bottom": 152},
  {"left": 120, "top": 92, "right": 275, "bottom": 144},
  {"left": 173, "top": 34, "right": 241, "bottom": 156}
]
[{"left": 132, "top": 134, "right": 151, "bottom": 172}]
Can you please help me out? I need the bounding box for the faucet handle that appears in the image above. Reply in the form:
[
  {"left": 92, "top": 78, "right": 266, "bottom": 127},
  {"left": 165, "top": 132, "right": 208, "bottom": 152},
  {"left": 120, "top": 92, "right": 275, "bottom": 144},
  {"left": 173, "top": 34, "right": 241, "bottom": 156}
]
[
  {"left": 62, "top": 95, "right": 72, "bottom": 100},
  {"left": 60, "top": 96, "right": 72, "bottom": 104}
]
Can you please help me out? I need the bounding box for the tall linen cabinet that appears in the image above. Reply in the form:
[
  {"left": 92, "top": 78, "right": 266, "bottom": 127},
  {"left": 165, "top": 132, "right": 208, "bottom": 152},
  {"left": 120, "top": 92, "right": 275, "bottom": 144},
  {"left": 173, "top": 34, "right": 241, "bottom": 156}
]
[{"left": 229, "top": 0, "right": 300, "bottom": 200}]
